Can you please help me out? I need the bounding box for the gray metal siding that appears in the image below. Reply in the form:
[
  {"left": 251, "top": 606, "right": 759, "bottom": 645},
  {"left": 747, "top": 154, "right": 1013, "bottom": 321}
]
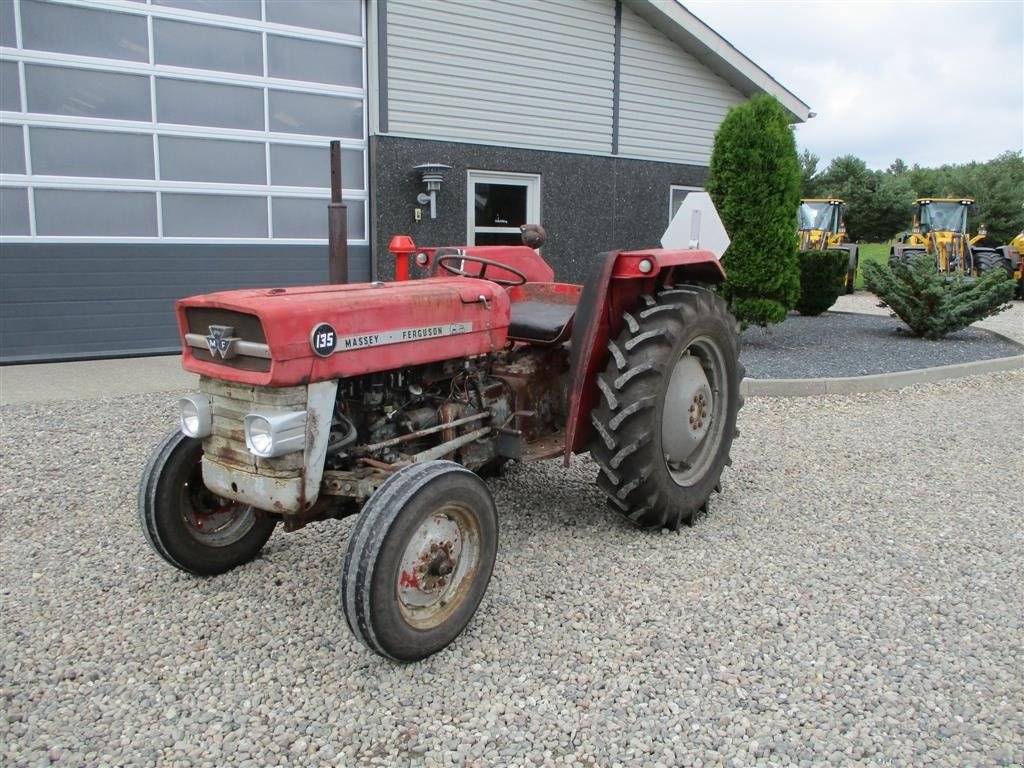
[
  {"left": 1, "top": 244, "right": 370, "bottom": 363},
  {"left": 385, "top": 0, "right": 616, "bottom": 154},
  {"left": 617, "top": 4, "right": 745, "bottom": 164}
]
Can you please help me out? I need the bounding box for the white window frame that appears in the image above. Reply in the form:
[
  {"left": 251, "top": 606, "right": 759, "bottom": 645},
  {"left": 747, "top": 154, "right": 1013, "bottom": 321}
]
[
  {"left": 466, "top": 169, "right": 541, "bottom": 246},
  {"left": 669, "top": 184, "right": 703, "bottom": 223}
]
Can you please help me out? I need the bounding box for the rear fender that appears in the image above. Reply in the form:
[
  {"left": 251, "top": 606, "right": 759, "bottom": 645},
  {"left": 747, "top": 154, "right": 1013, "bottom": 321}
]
[{"left": 562, "top": 248, "right": 725, "bottom": 462}]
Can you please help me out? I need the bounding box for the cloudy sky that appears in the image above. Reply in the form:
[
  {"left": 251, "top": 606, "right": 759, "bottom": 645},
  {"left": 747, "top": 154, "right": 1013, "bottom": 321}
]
[{"left": 685, "top": 0, "right": 1024, "bottom": 171}]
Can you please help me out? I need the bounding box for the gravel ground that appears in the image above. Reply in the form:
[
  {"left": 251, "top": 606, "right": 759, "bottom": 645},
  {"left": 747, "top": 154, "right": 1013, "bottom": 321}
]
[
  {"left": 740, "top": 311, "right": 1021, "bottom": 379},
  {"left": 3, "top": 373, "right": 1023, "bottom": 767}
]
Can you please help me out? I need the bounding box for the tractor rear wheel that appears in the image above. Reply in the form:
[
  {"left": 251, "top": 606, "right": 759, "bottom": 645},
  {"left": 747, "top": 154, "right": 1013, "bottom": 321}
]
[
  {"left": 340, "top": 461, "right": 498, "bottom": 662},
  {"left": 976, "top": 250, "right": 1013, "bottom": 279},
  {"left": 138, "top": 429, "right": 276, "bottom": 575},
  {"left": 589, "top": 287, "right": 742, "bottom": 530}
]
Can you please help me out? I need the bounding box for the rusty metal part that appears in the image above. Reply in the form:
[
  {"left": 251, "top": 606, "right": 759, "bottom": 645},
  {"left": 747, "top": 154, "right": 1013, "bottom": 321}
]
[
  {"left": 358, "top": 457, "right": 399, "bottom": 472},
  {"left": 354, "top": 412, "right": 490, "bottom": 455},
  {"left": 490, "top": 346, "right": 568, "bottom": 444},
  {"left": 409, "top": 426, "right": 492, "bottom": 463},
  {"left": 397, "top": 504, "right": 481, "bottom": 630},
  {"left": 321, "top": 467, "right": 391, "bottom": 501}
]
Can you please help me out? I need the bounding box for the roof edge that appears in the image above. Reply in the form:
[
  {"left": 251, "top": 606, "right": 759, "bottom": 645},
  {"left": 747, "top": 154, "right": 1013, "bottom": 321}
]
[{"left": 628, "top": 0, "right": 812, "bottom": 123}]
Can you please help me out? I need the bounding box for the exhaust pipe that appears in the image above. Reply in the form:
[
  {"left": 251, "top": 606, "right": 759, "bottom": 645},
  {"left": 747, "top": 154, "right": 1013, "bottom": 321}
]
[{"left": 328, "top": 140, "right": 348, "bottom": 284}]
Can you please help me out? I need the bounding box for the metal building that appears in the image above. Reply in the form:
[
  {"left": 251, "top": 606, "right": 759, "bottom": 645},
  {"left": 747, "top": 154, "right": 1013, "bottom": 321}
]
[{"left": 0, "top": 0, "right": 809, "bottom": 362}]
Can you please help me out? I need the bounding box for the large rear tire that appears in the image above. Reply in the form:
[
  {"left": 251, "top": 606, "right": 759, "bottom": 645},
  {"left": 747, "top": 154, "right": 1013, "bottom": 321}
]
[
  {"left": 589, "top": 287, "right": 742, "bottom": 530},
  {"left": 340, "top": 461, "right": 498, "bottom": 662},
  {"left": 138, "top": 429, "right": 276, "bottom": 575}
]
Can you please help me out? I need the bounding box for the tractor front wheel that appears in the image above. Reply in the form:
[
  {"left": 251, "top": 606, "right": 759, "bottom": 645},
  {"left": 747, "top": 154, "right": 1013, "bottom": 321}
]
[
  {"left": 589, "top": 287, "right": 742, "bottom": 530},
  {"left": 138, "top": 429, "right": 276, "bottom": 575},
  {"left": 340, "top": 461, "right": 498, "bottom": 662}
]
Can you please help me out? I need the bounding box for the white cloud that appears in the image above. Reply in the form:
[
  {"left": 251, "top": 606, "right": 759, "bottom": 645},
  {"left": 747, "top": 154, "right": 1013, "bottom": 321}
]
[{"left": 685, "top": 0, "right": 1024, "bottom": 170}]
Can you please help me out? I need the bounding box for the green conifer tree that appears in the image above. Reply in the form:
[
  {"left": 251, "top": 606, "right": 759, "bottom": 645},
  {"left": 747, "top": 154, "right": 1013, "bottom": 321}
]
[
  {"left": 863, "top": 255, "right": 1014, "bottom": 340},
  {"left": 707, "top": 94, "right": 801, "bottom": 327}
]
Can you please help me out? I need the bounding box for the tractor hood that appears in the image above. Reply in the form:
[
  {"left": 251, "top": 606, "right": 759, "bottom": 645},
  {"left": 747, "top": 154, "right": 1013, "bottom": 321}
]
[{"left": 177, "top": 277, "right": 511, "bottom": 387}]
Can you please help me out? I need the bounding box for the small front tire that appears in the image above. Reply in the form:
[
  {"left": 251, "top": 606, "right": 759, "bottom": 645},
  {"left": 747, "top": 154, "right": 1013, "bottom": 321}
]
[
  {"left": 340, "top": 461, "right": 498, "bottom": 662},
  {"left": 138, "top": 429, "right": 276, "bottom": 576}
]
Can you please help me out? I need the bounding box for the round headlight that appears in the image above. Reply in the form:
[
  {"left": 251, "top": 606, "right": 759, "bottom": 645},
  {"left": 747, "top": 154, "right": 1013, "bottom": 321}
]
[
  {"left": 179, "top": 395, "right": 212, "bottom": 438},
  {"left": 415, "top": 251, "right": 429, "bottom": 266},
  {"left": 246, "top": 416, "right": 274, "bottom": 457},
  {"left": 638, "top": 258, "right": 654, "bottom": 274}
]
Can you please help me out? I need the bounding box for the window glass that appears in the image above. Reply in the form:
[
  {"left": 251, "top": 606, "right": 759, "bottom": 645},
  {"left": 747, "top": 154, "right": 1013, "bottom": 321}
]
[
  {"left": 1, "top": 61, "right": 21, "bottom": 112},
  {"left": 34, "top": 189, "right": 157, "bottom": 235},
  {"left": 1, "top": 0, "right": 16, "bottom": 48},
  {"left": 0, "top": 186, "right": 29, "bottom": 235},
  {"left": 265, "top": 0, "right": 360, "bottom": 36},
  {"left": 162, "top": 193, "right": 268, "bottom": 237},
  {"left": 269, "top": 91, "right": 362, "bottom": 137},
  {"left": 31, "top": 127, "right": 154, "bottom": 179},
  {"left": 154, "top": 19, "right": 262, "bottom": 76},
  {"left": 159, "top": 136, "right": 265, "bottom": 184},
  {"left": 270, "top": 144, "right": 363, "bottom": 189},
  {"left": 156, "top": 78, "right": 263, "bottom": 130},
  {"left": 474, "top": 183, "right": 527, "bottom": 228},
  {"left": 26, "top": 65, "right": 151, "bottom": 121},
  {"left": 0, "top": 125, "right": 24, "bottom": 174},
  {"left": 272, "top": 197, "right": 364, "bottom": 239},
  {"left": 268, "top": 36, "right": 362, "bottom": 88},
  {"left": 20, "top": 0, "right": 149, "bottom": 62},
  {"left": 153, "top": 0, "right": 262, "bottom": 20},
  {"left": 670, "top": 186, "right": 702, "bottom": 220}
]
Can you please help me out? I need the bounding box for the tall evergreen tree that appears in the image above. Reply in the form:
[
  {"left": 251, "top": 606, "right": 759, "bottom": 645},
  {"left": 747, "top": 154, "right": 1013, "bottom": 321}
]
[{"left": 707, "top": 95, "right": 801, "bottom": 327}]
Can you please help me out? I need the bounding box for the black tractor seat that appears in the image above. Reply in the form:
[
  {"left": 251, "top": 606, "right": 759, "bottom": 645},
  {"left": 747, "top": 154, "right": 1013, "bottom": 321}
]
[{"left": 507, "top": 283, "right": 581, "bottom": 345}]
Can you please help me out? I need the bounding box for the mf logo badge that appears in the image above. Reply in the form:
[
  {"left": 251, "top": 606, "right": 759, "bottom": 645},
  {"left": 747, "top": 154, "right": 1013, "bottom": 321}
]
[{"left": 206, "top": 325, "right": 240, "bottom": 359}]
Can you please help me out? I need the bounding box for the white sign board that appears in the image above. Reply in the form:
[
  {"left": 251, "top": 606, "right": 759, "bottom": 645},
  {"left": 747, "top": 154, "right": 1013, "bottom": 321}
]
[{"left": 660, "top": 191, "right": 731, "bottom": 259}]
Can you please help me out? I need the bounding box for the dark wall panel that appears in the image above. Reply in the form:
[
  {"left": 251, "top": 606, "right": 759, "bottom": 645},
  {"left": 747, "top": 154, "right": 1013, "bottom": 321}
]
[
  {"left": 1, "top": 243, "right": 369, "bottom": 362},
  {"left": 370, "top": 135, "right": 706, "bottom": 284}
]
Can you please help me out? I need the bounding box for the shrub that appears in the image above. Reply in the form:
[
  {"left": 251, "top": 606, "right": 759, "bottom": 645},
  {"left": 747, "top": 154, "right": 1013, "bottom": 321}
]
[
  {"left": 796, "top": 249, "right": 848, "bottom": 315},
  {"left": 707, "top": 94, "right": 801, "bottom": 328},
  {"left": 862, "top": 254, "right": 1014, "bottom": 340}
]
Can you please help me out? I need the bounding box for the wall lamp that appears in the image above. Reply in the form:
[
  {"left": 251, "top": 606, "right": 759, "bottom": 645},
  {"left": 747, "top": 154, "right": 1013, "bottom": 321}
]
[{"left": 415, "top": 163, "right": 451, "bottom": 220}]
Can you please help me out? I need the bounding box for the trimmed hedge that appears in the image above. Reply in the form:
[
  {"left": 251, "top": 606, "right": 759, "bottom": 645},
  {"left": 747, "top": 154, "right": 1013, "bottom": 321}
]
[
  {"left": 796, "top": 249, "right": 848, "bottom": 315},
  {"left": 862, "top": 253, "right": 1014, "bottom": 339}
]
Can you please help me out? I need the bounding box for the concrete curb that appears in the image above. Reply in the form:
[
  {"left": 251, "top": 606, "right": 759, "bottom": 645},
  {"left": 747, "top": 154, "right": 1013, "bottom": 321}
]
[
  {"left": 741, "top": 303, "right": 1024, "bottom": 397},
  {"left": 742, "top": 354, "right": 1024, "bottom": 397}
]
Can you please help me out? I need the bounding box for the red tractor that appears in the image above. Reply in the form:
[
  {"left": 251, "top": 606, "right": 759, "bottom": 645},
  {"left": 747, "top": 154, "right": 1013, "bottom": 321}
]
[{"left": 139, "top": 221, "right": 742, "bottom": 662}]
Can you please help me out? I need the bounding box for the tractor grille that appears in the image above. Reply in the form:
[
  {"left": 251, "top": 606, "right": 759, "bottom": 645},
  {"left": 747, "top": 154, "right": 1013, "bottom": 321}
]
[
  {"left": 199, "top": 376, "right": 305, "bottom": 478},
  {"left": 185, "top": 308, "right": 271, "bottom": 373}
]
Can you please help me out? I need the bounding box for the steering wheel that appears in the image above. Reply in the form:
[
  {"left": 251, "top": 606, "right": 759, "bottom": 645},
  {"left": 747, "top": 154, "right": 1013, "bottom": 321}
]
[{"left": 436, "top": 254, "right": 528, "bottom": 287}]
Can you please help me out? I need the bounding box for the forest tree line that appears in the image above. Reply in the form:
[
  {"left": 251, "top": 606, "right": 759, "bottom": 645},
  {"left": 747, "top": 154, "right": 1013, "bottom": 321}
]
[{"left": 799, "top": 150, "right": 1023, "bottom": 245}]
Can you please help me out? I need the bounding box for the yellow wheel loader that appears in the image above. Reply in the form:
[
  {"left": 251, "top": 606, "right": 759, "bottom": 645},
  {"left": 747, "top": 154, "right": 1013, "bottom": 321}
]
[
  {"left": 798, "top": 197, "right": 858, "bottom": 293},
  {"left": 889, "top": 197, "right": 1004, "bottom": 279},
  {"left": 994, "top": 230, "right": 1024, "bottom": 298}
]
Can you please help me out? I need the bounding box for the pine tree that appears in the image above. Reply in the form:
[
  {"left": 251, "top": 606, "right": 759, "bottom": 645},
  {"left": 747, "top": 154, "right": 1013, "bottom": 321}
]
[{"left": 862, "top": 255, "right": 1014, "bottom": 340}]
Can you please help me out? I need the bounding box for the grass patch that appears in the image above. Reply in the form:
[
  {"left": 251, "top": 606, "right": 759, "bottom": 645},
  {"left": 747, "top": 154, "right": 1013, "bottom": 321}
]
[{"left": 855, "top": 243, "right": 890, "bottom": 290}]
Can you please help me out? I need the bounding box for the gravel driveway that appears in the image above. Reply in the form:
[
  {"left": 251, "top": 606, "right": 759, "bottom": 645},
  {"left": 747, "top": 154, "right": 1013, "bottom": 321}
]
[{"left": 2, "top": 372, "right": 1022, "bottom": 767}]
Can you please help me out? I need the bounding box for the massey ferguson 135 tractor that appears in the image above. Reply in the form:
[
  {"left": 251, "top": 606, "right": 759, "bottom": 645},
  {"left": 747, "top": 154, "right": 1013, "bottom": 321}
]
[{"left": 139, "top": 201, "right": 741, "bottom": 662}]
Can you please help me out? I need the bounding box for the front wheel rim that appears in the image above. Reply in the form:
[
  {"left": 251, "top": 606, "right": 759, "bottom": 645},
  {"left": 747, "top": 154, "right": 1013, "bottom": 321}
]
[
  {"left": 396, "top": 503, "right": 482, "bottom": 630},
  {"left": 661, "top": 335, "right": 728, "bottom": 485},
  {"left": 180, "top": 460, "right": 257, "bottom": 547}
]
